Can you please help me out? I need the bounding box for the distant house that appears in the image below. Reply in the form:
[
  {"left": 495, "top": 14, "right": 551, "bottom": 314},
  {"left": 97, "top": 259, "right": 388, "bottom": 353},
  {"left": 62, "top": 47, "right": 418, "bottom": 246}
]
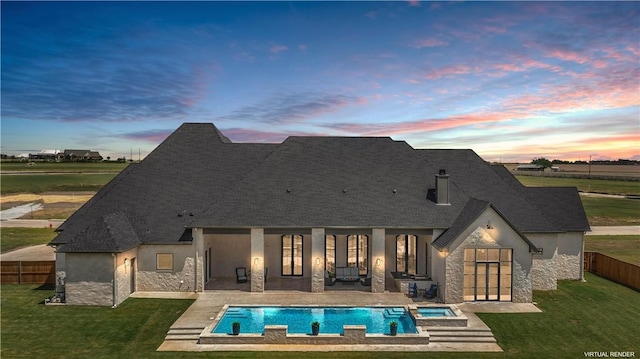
[
  {"left": 63, "top": 149, "right": 103, "bottom": 162},
  {"left": 49, "top": 123, "right": 589, "bottom": 306},
  {"left": 29, "top": 149, "right": 63, "bottom": 161},
  {"left": 516, "top": 164, "right": 543, "bottom": 171}
]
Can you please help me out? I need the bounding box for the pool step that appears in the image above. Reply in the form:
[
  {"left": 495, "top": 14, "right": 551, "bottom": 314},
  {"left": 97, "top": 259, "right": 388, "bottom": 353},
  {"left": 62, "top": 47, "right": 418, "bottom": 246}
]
[
  {"left": 165, "top": 327, "right": 205, "bottom": 341},
  {"left": 383, "top": 308, "right": 405, "bottom": 319},
  {"left": 427, "top": 328, "right": 496, "bottom": 343}
]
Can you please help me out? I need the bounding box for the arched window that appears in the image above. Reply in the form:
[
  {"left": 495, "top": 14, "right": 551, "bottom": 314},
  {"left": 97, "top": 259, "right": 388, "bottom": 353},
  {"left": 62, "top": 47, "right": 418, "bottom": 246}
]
[
  {"left": 396, "top": 235, "right": 417, "bottom": 274},
  {"left": 325, "top": 235, "right": 336, "bottom": 275},
  {"left": 282, "top": 235, "right": 303, "bottom": 276},
  {"left": 347, "top": 235, "right": 369, "bottom": 275}
]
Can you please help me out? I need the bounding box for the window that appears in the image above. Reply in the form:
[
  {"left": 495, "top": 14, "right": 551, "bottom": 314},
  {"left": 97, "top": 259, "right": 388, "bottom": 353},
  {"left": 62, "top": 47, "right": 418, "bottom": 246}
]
[
  {"left": 347, "top": 235, "right": 368, "bottom": 275},
  {"left": 396, "top": 234, "right": 417, "bottom": 274},
  {"left": 325, "top": 235, "right": 336, "bottom": 275},
  {"left": 282, "top": 235, "right": 303, "bottom": 276},
  {"left": 156, "top": 253, "right": 173, "bottom": 271},
  {"left": 463, "top": 248, "right": 512, "bottom": 301}
]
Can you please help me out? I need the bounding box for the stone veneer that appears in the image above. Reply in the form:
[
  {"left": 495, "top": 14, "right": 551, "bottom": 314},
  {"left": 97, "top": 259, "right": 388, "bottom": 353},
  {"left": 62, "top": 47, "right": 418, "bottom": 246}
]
[{"left": 137, "top": 256, "right": 197, "bottom": 292}]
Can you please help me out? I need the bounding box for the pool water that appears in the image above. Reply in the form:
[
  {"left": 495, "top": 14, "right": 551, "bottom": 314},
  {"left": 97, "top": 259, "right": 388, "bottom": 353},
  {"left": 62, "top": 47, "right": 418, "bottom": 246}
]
[
  {"left": 417, "top": 307, "right": 456, "bottom": 317},
  {"left": 212, "top": 306, "right": 418, "bottom": 335}
]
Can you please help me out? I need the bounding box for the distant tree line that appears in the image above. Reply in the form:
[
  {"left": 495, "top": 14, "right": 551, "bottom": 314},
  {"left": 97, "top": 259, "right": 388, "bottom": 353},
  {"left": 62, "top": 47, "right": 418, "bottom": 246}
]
[{"left": 531, "top": 157, "right": 639, "bottom": 169}]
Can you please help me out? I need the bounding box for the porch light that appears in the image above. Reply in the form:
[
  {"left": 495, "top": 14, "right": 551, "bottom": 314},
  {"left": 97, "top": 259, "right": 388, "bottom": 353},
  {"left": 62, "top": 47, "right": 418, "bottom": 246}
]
[
  {"left": 486, "top": 220, "right": 494, "bottom": 229},
  {"left": 376, "top": 258, "right": 381, "bottom": 267},
  {"left": 254, "top": 257, "right": 259, "bottom": 265},
  {"left": 315, "top": 257, "right": 321, "bottom": 265},
  {"left": 124, "top": 258, "right": 130, "bottom": 267}
]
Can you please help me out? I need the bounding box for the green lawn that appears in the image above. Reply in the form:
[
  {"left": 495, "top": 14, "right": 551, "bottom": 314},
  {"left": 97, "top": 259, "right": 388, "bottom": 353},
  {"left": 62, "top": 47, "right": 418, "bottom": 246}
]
[
  {"left": 585, "top": 235, "right": 640, "bottom": 266},
  {"left": 515, "top": 175, "right": 640, "bottom": 196},
  {"left": 0, "top": 228, "right": 57, "bottom": 254},
  {"left": 1, "top": 161, "right": 129, "bottom": 173},
  {"left": 1, "top": 273, "right": 638, "bottom": 358},
  {"left": 1, "top": 173, "right": 117, "bottom": 194},
  {"left": 581, "top": 197, "right": 640, "bottom": 226}
]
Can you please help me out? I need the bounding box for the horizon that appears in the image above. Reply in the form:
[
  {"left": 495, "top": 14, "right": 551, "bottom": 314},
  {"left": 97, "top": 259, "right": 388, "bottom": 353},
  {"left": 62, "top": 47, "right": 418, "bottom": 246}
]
[{"left": 1, "top": 1, "right": 638, "bottom": 163}]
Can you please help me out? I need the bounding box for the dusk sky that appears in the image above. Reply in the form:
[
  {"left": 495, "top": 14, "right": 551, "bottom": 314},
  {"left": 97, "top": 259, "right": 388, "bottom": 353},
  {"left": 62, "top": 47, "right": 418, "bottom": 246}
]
[{"left": 2, "top": 1, "right": 639, "bottom": 162}]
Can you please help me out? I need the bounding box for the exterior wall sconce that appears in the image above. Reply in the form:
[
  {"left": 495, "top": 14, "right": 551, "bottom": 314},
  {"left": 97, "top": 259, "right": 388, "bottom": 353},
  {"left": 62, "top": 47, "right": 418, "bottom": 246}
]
[
  {"left": 254, "top": 257, "right": 259, "bottom": 265},
  {"left": 486, "top": 220, "right": 494, "bottom": 229},
  {"left": 316, "top": 257, "right": 321, "bottom": 265},
  {"left": 376, "top": 258, "right": 382, "bottom": 267},
  {"left": 124, "top": 258, "right": 130, "bottom": 267}
]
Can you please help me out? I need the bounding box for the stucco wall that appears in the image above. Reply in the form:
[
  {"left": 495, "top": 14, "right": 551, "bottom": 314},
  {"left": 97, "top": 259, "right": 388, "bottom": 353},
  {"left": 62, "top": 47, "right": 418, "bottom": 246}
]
[
  {"left": 136, "top": 244, "right": 198, "bottom": 292},
  {"left": 556, "top": 232, "right": 584, "bottom": 280},
  {"left": 444, "top": 208, "right": 533, "bottom": 303},
  {"left": 65, "top": 253, "right": 114, "bottom": 306},
  {"left": 114, "top": 248, "right": 138, "bottom": 305},
  {"left": 205, "top": 233, "right": 250, "bottom": 279}
]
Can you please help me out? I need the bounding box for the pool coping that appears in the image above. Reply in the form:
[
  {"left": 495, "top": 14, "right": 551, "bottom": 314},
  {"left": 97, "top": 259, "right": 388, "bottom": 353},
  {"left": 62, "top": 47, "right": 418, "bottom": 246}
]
[
  {"left": 200, "top": 304, "right": 429, "bottom": 345},
  {"left": 155, "top": 291, "right": 517, "bottom": 352}
]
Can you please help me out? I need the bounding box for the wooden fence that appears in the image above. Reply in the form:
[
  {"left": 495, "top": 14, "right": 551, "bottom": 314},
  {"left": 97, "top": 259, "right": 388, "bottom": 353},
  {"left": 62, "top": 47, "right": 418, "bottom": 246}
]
[
  {"left": 0, "top": 261, "right": 55, "bottom": 285},
  {"left": 584, "top": 252, "right": 640, "bottom": 291}
]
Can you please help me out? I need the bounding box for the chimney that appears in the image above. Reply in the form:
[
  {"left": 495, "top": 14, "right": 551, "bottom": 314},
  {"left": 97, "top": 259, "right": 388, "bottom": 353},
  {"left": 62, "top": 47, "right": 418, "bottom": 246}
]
[{"left": 435, "top": 169, "right": 450, "bottom": 205}]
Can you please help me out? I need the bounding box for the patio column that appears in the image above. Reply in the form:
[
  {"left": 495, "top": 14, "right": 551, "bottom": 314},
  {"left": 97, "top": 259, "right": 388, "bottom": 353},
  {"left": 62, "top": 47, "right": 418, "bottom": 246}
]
[
  {"left": 192, "top": 228, "right": 204, "bottom": 293},
  {"left": 372, "top": 228, "right": 386, "bottom": 293},
  {"left": 251, "top": 228, "right": 264, "bottom": 292},
  {"left": 311, "top": 228, "right": 325, "bottom": 293}
]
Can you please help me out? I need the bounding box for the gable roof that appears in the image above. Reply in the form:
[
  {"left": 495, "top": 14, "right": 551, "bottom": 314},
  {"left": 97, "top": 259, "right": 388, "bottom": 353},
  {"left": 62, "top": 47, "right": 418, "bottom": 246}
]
[
  {"left": 432, "top": 198, "right": 537, "bottom": 252},
  {"left": 51, "top": 123, "right": 587, "bottom": 253}
]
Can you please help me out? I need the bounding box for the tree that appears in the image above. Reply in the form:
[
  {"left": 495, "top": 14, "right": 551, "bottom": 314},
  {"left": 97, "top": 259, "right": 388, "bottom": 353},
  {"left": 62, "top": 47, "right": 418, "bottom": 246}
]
[{"left": 531, "top": 157, "right": 552, "bottom": 170}]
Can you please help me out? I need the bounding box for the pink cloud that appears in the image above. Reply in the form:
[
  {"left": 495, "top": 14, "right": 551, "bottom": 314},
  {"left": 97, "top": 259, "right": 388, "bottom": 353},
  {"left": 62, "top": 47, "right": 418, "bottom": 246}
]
[
  {"left": 425, "top": 65, "right": 473, "bottom": 79},
  {"left": 413, "top": 38, "right": 448, "bottom": 48},
  {"left": 407, "top": 0, "right": 421, "bottom": 7},
  {"left": 544, "top": 49, "right": 590, "bottom": 64}
]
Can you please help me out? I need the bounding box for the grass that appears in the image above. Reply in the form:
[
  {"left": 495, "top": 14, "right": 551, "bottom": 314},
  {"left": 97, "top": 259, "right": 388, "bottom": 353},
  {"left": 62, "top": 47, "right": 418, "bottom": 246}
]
[
  {"left": 1, "top": 173, "right": 117, "bottom": 194},
  {"left": 515, "top": 175, "right": 640, "bottom": 196},
  {"left": 1, "top": 161, "right": 129, "bottom": 173},
  {"left": 0, "top": 228, "right": 57, "bottom": 254},
  {"left": 477, "top": 274, "right": 640, "bottom": 359},
  {"left": 585, "top": 235, "right": 640, "bottom": 266},
  {"left": 1, "top": 273, "right": 639, "bottom": 358},
  {"left": 581, "top": 197, "right": 640, "bottom": 226}
]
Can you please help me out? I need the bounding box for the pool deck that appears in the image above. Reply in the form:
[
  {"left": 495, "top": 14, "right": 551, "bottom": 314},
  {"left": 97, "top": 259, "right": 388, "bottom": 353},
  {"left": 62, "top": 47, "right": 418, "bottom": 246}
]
[{"left": 139, "top": 290, "right": 540, "bottom": 352}]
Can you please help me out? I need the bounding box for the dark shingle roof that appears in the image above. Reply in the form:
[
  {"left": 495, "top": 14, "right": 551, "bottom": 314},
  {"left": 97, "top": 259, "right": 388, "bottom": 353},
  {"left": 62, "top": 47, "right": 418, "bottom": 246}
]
[
  {"left": 193, "top": 136, "right": 465, "bottom": 228},
  {"left": 51, "top": 123, "right": 587, "bottom": 253},
  {"left": 418, "top": 150, "right": 559, "bottom": 232},
  {"left": 489, "top": 165, "right": 590, "bottom": 232}
]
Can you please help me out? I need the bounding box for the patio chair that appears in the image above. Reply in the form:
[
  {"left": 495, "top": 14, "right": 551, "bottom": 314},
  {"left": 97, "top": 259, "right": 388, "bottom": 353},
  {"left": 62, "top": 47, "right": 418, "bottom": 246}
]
[
  {"left": 360, "top": 272, "right": 372, "bottom": 286},
  {"left": 424, "top": 283, "right": 438, "bottom": 299},
  {"left": 236, "top": 267, "right": 248, "bottom": 283},
  {"left": 408, "top": 282, "right": 418, "bottom": 297},
  {"left": 325, "top": 270, "right": 336, "bottom": 286}
]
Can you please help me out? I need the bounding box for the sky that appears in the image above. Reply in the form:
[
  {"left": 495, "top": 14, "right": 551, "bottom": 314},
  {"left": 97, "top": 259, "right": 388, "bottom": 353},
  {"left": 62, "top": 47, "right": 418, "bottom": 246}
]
[{"left": 1, "top": 1, "right": 639, "bottom": 163}]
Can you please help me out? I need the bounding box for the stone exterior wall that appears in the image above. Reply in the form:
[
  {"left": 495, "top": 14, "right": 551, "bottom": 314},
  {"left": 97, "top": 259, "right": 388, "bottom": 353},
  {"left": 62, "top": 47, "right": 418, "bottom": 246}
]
[
  {"left": 443, "top": 208, "right": 533, "bottom": 303},
  {"left": 528, "top": 233, "right": 559, "bottom": 290},
  {"left": 136, "top": 244, "right": 198, "bottom": 292},
  {"left": 65, "top": 252, "right": 114, "bottom": 306},
  {"left": 556, "top": 232, "right": 584, "bottom": 280}
]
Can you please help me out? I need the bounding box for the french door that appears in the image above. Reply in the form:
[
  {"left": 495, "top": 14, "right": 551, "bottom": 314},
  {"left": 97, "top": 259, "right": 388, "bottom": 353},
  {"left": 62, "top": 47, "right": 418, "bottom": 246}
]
[{"left": 475, "top": 262, "right": 500, "bottom": 301}]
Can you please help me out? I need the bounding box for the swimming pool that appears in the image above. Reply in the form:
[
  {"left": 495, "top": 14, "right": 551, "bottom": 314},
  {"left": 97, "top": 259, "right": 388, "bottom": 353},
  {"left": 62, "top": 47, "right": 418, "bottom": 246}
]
[
  {"left": 211, "top": 306, "right": 418, "bottom": 335},
  {"left": 417, "top": 307, "right": 456, "bottom": 317}
]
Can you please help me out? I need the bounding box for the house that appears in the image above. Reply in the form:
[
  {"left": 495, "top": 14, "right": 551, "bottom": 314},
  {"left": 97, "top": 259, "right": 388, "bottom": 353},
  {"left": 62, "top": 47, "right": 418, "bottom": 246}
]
[
  {"left": 63, "top": 149, "right": 103, "bottom": 162},
  {"left": 49, "top": 123, "right": 589, "bottom": 306}
]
